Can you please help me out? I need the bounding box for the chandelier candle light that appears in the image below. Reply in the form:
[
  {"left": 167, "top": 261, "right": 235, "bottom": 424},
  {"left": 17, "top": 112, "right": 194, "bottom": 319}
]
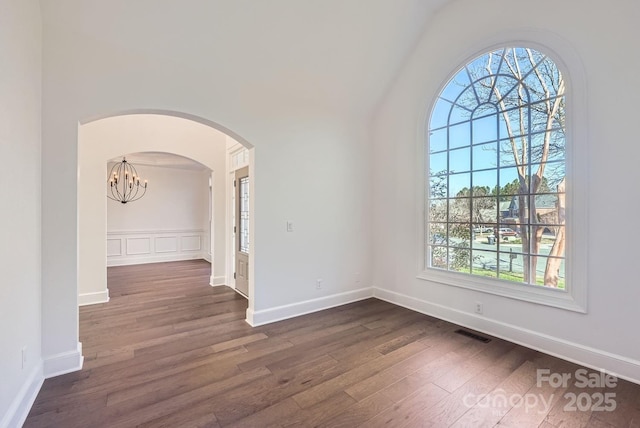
[{"left": 107, "top": 157, "right": 148, "bottom": 204}]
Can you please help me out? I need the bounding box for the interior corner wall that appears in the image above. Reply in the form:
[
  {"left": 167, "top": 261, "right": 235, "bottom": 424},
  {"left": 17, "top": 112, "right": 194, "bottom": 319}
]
[
  {"left": 106, "top": 164, "right": 211, "bottom": 268},
  {"left": 0, "top": 1, "right": 43, "bottom": 426},
  {"left": 78, "top": 115, "right": 227, "bottom": 305},
  {"left": 372, "top": 0, "right": 640, "bottom": 382}
]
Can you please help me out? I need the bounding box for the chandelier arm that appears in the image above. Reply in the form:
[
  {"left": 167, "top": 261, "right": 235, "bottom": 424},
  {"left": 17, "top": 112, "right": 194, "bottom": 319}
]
[
  {"left": 111, "top": 180, "right": 124, "bottom": 201},
  {"left": 127, "top": 186, "right": 147, "bottom": 202},
  {"left": 127, "top": 183, "right": 139, "bottom": 202}
]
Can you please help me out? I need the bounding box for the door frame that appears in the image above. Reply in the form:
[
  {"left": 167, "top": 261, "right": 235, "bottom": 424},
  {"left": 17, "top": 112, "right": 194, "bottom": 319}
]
[
  {"left": 234, "top": 166, "right": 250, "bottom": 297},
  {"left": 226, "top": 143, "right": 253, "bottom": 300}
]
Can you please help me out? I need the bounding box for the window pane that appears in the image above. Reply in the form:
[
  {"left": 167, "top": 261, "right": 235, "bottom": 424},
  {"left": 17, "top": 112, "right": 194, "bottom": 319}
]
[
  {"left": 473, "top": 143, "right": 497, "bottom": 170},
  {"left": 428, "top": 200, "right": 447, "bottom": 222},
  {"left": 449, "top": 122, "right": 471, "bottom": 148},
  {"left": 448, "top": 198, "right": 470, "bottom": 223},
  {"left": 429, "top": 127, "right": 448, "bottom": 153},
  {"left": 536, "top": 256, "right": 566, "bottom": 289},
  {"left": 472, "top": 196, "right": 497, "bottom": 226},
  {"left": 523, "top": 59, "right": 564, "bottom": 99},
  {"left": 450, "top": 147, "right": 471, "bottom": 173},
  {"left": 472, "top": 114, "right": 498, "bottom": 144},
  {"left": 472, "top": 250, "right": 498, "bottom": 278},
  {"left": 429, "top": 151, "right": 447, "bottom": 175},
  {"left": 499, "top": 167, "right": 522, "bottom": 196},
  {"left": 449, "top": 223, "right": 471, "bottom": 248},
  {"left": 430, "top": 100, "right": 451, "bottom": 130},
  {"left": 428, "top": 223, "right": 448, "bottom": 246},
  {"left": 533, "top": 194, "right": 559, "bottom": 223},
  {"left": 472, "top": 170, "right": 497, "bottom": 195},
  {"left": 471, "top": 226, "right": 497, "bottom": 248},
  {"left": 449, "top": 172, "right": 470, "bottom": 197},
  {"left": 498, "top": 138, "right": 526, "bottom": 166},
  {"left": 441, "top": 69, "right": 469, "bottom": 101},
  {"left": 429, "top": 175, "right": 447, "bottom": 199},
  {"left": 532, "top": 161, "right": 565, "bottom": 192},
  {"left": 430, "top": 246, "right": 448, "bottom": 269},
  {"left": 529, "top": 100, "right": 563, "bottom": 132},
  {"left": 532, "top": 226, "right": 564, "bottom": 257},
  {"left": 530, "top": 130, "right": 565, "bottom": 164},
  {"left": 498, "top": 251, "right": 526, "bottom": 283},
  {"left": 449, "top": 247, "right": 470, "bottom": 273}
]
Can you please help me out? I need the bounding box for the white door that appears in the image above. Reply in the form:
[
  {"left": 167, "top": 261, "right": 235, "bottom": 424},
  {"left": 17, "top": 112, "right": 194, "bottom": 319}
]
[{"left": 235, "top": 167, "right": 249, "bottom": 297}]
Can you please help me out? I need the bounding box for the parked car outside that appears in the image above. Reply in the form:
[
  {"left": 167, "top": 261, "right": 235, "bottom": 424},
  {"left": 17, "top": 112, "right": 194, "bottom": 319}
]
[{"left": 497, "top": 227, "right": 518, "bottom": 237}]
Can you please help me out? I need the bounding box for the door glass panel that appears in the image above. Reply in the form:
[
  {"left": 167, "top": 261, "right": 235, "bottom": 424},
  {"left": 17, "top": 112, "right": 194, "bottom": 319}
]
[{"left": 239, "top": 176, "right": 249, "bottom": 253}]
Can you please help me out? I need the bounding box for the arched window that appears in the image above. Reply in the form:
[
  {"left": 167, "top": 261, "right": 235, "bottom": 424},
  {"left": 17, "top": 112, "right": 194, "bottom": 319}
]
[{"left": 427, "top": 47, "right": 566, "bottom": 289}]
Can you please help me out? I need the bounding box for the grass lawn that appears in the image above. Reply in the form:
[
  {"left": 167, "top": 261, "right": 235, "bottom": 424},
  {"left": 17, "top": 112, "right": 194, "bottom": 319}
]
[{"left": 468, "top": 267, "right": 566, "bottom": 290}]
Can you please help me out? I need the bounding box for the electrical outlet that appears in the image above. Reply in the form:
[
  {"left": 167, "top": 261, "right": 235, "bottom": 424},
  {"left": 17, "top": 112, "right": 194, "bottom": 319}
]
[
  {"left": 21, "top": 346, "right": 27, "bottom": 370},
  {"left": 286, "top": 221, "right": 294, "bottom": 232},
  {"left": 316, "top": 279, "right": 323, "bottom": 289},
  {"left": 475, "top": 302, "right": 483, "bottom": 315}
]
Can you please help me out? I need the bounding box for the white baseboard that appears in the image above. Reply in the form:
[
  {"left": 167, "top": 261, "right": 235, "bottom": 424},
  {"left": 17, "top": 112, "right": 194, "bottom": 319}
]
[
  {"left": 0, "top": 363, "right": 44, "bottom": 428},
  {"left": 203, "top": 253, "right": 212, "bottom": 263},
  {"left": 210, "top": 275, "right": 226, "bottom": 287},
  {"left": 246, "top": 287, "right": 373, "bottom": 327},
  {"left": 79, "top": 290, "right": 110, "bottom": 306},
  {"left": 43, "top": 342, "right": 84, "bottom": 379},
  {"left": 107, "top": 253, "right": 205, "bottom": 267},
  {"left": 373, "top": 287, "right": 640, "bottom": 385}
]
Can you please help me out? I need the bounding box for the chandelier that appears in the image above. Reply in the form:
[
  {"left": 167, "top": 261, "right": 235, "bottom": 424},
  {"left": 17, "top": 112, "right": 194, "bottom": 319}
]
[{"left": 107, "top": 157, "right": 148, "bottom": 204}]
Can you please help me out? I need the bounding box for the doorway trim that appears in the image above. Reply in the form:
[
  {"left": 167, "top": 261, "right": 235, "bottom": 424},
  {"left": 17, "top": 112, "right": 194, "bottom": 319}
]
[
  {"left": 225, "top": 143, "right": 250, "bottom": 290},
  {"left": 77, "top": 110, "right": 256, "bottom": 327}
]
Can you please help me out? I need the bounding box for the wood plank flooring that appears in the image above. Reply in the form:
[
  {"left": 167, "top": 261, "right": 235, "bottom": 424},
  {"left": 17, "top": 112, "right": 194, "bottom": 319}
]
[{"left": 24, "top": 260, "right": 640, "bottom": 427}]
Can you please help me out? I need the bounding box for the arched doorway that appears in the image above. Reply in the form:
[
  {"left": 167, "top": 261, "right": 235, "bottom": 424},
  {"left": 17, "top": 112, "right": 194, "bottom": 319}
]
[{"left": 77, "top": 112, "right": 255, "bottom": 328}]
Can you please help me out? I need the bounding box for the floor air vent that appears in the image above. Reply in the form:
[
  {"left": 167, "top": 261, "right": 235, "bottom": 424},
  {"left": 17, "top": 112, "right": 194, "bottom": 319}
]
[{"left": 455, "top": 329, "right": 491, "bottom": 343}]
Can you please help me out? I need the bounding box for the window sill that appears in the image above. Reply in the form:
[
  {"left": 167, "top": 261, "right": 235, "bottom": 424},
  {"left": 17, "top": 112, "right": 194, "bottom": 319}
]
[{"left": 417, "top": 268, "right": 587, "bottom": 313}]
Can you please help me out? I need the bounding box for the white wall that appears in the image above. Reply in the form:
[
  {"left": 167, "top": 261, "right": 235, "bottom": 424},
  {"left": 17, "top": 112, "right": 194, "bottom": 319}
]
[
  {"left": 79, "top": 115, "right": 227, "bottom": 306},
  {"left": 372, "top": 0, "right": 640, "bottom": 382},
  {"left": 41, "top": 0, "right": 375, "bottom": 366},
  {"left": 107, "top": 164, "right": 209, "bottom": 232},
  {"left": 0, "top": 0, "right": 43, "bottom": 426},
  {"left": 106, "top": 164, "right": 210, "bottom": 268}
]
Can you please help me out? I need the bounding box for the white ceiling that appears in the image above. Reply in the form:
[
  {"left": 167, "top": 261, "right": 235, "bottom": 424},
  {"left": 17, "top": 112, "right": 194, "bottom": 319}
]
[{"left": 40, "top": 0, "right": 450, "bottom": 122}]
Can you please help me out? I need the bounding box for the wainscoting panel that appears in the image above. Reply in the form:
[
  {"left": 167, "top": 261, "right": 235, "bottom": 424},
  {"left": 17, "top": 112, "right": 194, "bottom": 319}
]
[
  {"left": 107, "top": 229, "right": 208, "bottom": 266},
  {"left": 106, "top": 238, "right": 122, "bottom": 257},
  {"left": 181, "top": 235, "right": 201, "bottom": 252},
  {"left": 126, "top": 237, "right": 151, "bottom": 255},
  {"left": 155, "top": 236, "right": 178, "bottom": 253}
]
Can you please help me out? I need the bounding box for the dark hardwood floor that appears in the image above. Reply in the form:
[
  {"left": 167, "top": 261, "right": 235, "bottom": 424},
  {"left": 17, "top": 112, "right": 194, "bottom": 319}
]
[{"left": 24, "top": 260, "right": 640, "bottom": 427}]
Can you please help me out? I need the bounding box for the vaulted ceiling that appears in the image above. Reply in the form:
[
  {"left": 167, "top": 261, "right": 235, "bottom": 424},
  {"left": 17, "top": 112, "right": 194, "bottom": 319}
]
[{"left": 40, "top": 0, "right": 450, "bottom": 121}]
